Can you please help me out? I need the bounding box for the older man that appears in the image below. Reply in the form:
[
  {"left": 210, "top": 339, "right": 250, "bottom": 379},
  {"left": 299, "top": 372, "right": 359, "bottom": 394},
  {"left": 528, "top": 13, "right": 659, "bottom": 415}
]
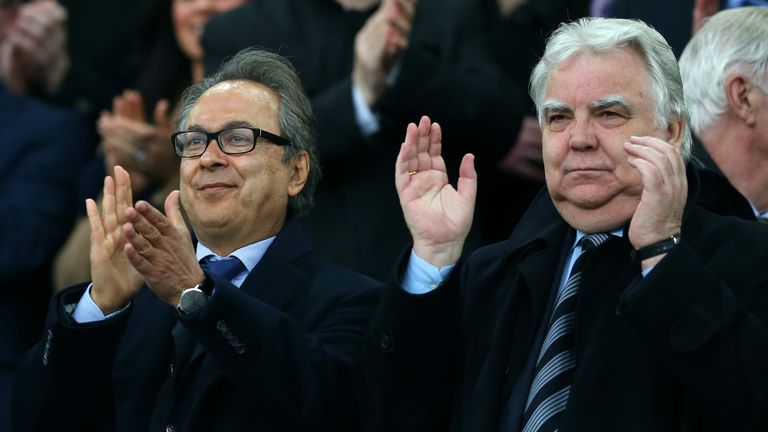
[
  {"left": 364, "top": 18, "right": 768, "bottom": 432},
  {"left": 13, "top": 49, "right": 381, "bottom": 431},
  {"left": 680, "top": 6, "right": 768, "bottom": 221}
]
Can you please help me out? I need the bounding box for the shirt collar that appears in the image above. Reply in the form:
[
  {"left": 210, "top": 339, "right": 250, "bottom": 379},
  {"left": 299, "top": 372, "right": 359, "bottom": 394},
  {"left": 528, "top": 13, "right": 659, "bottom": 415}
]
[{"left": 195, "top": 236, "right": 277, "bottom": 274}]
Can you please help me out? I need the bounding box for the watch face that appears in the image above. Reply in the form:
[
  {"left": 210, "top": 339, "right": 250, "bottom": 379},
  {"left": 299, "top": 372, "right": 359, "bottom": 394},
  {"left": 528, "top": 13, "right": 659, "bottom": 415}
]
[{"left": 179, "top": 288, "right": 207, "bottom": 315}]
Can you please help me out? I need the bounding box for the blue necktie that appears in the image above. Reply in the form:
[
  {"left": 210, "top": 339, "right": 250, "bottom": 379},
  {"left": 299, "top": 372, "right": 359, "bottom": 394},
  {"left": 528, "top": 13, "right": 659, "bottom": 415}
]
[
  {"left": 201, "top": 256, "right": 245, "bottom": 283},
  {"left": 520, "top": 233, "right": 610, "bottom": 432}
]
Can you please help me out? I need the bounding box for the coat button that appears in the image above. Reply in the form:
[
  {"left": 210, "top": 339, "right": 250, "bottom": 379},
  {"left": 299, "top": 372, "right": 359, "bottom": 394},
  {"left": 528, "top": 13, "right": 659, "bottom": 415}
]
[
  {"left": 378, "top": 333, "right": 393, "bottom": 352},
  {"left": 216, "top": 320, "right": 227, "bottom": 331},
  {"left": 505, "top": 364, "right": 511, "bottom": 375},
  {"left": 169, "top": 363, "right": 174, "bottom": 377},
  {"left": 166, "top": 425, "right": 176, "bottom": 432},
  {"left": 235, "top": 344, "right": 246, "bottom": 354}
]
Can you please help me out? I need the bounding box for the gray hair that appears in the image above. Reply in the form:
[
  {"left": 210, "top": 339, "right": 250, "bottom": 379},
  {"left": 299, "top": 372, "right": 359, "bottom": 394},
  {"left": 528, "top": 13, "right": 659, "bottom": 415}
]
[
  {"left": 680, "top": 7, "right": 768, "bottom": 136},
  {"left": 530, "top": 17, "right": 692, "bottom": 160},
  {"left": 177, "top": 48, "right": 320, "bottom": 217}
]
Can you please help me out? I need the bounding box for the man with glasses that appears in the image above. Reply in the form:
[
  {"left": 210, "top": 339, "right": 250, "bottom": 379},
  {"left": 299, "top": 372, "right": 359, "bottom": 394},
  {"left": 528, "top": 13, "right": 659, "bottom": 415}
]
[{"left": 13, "top": 48, "right": 381, "bottom": 432}]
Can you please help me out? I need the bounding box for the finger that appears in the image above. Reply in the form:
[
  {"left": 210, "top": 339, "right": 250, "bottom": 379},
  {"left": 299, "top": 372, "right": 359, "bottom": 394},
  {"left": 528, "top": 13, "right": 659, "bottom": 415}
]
[
  {"left": 123, "top": 222, "right": 155, "bottom": 257},
  {"left": 623, "top": 139, "right": 677, "bottom": 186},
  {"left": 124, "top": 242, "right": 153, "bottom": 277},
  {"left": 396, "top": 0, "right": 416, "bottom": 19},
  {"left": 626, "top": 156, "right": 665, "bottom": 194},
  {"left": 114, "top": 166, "right": 134, "bottom": 226},
  {"left": 388, "top": 14, "right": 412, "bottom": 37},
  {"left": 401, "top": 122, "right": 419, "bottom": 174},
  {"left": 629, "top": 135, "right": 684, "bottom": 174},
  {"left": 85, "top": 198, "right": 105, "bottom": 244},
  {"left": 134, "top": 199, "right": 175, "bottom": 237},
  {"left": 164, "top": 191, "right": 190, "bottom": 235},
  {"left": 154, "top": 99, "right": 171, "bottom": 128},
  {"left": 416, "top": 116, "right": 432, "bottom": 170},
  {"left": 395, "top": 142, "right": 412, "bottom": 192},
  {"left": 457, "top": 154, "right": 478, "bottom": 202},
  {"left": 102, "top": 175, "right": 117, "bottom": 231},
  {"left": 429, "top": 122, "right": 447, "bottom": 173}
]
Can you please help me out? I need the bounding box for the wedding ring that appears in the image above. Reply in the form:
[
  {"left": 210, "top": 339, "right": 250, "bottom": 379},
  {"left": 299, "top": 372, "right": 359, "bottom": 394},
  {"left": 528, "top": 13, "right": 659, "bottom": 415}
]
[{"left": 408, "top": 170, "right": 417, "bottom": 176}]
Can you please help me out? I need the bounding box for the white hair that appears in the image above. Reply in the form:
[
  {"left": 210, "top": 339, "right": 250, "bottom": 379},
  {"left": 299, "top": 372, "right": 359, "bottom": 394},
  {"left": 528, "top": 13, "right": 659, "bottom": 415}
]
[
  {"left": 530, "top": 18, "right": 692, "bottom": 160},
  {"left": 679, "top": 7, "right": 768, "bottom": 136}
]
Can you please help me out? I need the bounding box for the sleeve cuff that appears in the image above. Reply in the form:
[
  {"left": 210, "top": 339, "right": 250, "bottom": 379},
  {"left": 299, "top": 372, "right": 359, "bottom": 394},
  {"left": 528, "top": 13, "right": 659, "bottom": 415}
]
[
  {"left": 72, "top": 283, "right": 129, "bottom": 323},
  {"left": 402, "top": 250, "right": 455, "bottom": 295},
  {"left": 351, "top": 84, "right": 380, "bottom": 137}
]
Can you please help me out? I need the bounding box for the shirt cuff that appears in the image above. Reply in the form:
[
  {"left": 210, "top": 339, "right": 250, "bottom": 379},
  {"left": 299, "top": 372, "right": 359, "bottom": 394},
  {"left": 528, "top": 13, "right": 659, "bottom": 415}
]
[
  {"left": 72, "top": 283, "right": 129, "bottom": 323},
  {"left": 402, "top": 250, "right": 455, "bottom": 295},
  {"left": 351, "top": 84, "right": 380, "bottom": 137}
]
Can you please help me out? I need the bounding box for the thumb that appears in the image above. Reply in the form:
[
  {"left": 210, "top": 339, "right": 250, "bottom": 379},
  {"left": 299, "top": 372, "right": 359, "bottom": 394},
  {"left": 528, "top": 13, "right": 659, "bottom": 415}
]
[
  {"left": 457, "top": 153, "right": 477, "bottom": 202},
  {"left": 154, "top": 99, "right": 171, "bottom": 128},
  {"left": 164, "top": 190, "right": 187, "bottom": 233}
]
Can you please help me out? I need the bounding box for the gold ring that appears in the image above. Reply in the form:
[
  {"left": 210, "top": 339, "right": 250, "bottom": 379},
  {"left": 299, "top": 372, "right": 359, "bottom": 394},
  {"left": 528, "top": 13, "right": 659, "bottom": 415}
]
[{"left": 408, "top": 170, "right": 417, "bottom": 176}]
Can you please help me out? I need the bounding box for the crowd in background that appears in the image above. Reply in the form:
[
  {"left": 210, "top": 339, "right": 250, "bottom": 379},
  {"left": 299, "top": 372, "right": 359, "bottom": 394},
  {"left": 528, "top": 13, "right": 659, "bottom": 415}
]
[{"left": 0, "top": 0, "right": 764, "bottom": 429}]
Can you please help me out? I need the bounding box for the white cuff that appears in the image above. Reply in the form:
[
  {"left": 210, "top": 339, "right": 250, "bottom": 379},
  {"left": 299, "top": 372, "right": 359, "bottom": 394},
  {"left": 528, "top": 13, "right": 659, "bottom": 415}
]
[
  {"left": 72, "top": 283, "right": 129, "bottom": 323},
  {"left": 402, "top": 250, "right": 455, "bottom": 295}
]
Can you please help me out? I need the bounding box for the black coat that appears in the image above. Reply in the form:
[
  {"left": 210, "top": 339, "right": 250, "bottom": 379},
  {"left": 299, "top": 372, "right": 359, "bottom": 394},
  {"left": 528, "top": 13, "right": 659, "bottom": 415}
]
[
  {"left": 364, "top": 168, "right": 768, "bottom": 431},
  {"left": 13, "top": 221, "right": 382, "bottom": 431}
]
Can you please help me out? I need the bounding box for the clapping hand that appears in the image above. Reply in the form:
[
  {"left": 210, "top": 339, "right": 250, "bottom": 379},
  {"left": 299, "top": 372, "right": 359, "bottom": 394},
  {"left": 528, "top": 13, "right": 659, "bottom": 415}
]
[{"left": 395, "top": 116, "right": 476, "bottom": 267}]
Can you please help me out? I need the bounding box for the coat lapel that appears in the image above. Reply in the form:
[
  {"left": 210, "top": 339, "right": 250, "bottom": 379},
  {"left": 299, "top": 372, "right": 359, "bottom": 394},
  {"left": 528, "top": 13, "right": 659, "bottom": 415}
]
[{"left": 181, "top": 220, "right": 313, "bottom": 421}]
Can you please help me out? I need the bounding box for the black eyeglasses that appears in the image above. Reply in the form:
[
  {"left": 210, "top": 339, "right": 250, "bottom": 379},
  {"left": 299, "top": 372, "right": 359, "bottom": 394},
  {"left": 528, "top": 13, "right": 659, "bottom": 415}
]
[{"left": 171, "top": 127, "right": 290, "bottom": 158}]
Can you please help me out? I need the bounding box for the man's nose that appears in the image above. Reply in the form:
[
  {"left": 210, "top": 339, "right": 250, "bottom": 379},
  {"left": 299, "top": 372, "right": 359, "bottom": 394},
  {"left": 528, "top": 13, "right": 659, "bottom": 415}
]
[{"left": 568, "top": 118, "right": 598, "bottom": 151}]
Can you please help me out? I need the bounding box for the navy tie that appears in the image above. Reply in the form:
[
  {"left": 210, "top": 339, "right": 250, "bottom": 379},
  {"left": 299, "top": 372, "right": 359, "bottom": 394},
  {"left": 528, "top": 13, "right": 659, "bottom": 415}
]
[
  {"left": 201, "top": 256, "right": 245, "bottom": 282},
  {"left": 520, "top": 233, "right": 610, "bottom": 432}
]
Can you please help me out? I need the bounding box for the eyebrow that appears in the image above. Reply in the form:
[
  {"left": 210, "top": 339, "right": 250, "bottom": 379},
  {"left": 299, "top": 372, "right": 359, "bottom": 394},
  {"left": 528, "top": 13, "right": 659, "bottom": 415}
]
[
  {"left": 590, "top": 96, "right": 632, "bottom": 113},
  {"left": 541, "top": 100, "right": 572, "bottom": 117},
  {"left": 185, "top": 120, "right": 254, "bottom": 132}
]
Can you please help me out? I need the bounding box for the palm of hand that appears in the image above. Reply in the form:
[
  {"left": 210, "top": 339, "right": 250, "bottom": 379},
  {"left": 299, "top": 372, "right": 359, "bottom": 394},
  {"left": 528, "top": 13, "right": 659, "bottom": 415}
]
[{"left": 401, "top": 171, "right": 473, "bottom": 247}]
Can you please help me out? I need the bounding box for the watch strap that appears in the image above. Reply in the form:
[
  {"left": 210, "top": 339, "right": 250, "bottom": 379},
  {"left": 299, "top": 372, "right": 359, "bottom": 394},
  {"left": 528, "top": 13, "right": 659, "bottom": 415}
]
[{"left": 631, "top": 234, "right": 681, "bottom": 262}]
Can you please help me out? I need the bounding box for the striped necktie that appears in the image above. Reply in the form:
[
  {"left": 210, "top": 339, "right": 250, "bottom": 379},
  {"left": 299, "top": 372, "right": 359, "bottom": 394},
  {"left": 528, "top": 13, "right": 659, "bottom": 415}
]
[{"left": 520, "top": 233, "right": 610, "bottom": 432}]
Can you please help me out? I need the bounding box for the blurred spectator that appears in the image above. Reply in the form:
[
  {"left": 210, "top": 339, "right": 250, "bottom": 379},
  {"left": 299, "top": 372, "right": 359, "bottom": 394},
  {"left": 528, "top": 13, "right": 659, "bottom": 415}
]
[
  {"left": 203, "top": 0, "right": 530, "bottom": 279},
  {"left": 680, "top": 6, "right": 768, "bottom": 220},
  {"left": 53, "top": 0, "right": 246, "bottom": 290},
  {"left": 0, "top": 3, "right": 87, "bottom": 424}
]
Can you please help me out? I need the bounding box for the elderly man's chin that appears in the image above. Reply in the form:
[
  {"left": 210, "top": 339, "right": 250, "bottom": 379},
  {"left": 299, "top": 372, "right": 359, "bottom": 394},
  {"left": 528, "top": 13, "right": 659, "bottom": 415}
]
[{"left": 551, "top": 187, "right": 640, "bottom": 233}]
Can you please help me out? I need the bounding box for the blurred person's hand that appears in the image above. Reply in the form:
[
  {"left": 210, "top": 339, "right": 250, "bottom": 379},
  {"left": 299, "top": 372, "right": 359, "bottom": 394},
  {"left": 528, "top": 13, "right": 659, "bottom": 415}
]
[
  {"left": 99, "top": 90, "right": 177, "bottom": 194},
  {"left": 0, "top": 0, "right": 69, "bottom": 96},
  {"left": 497, "top": 0, "right": 526, "bottom": 17},
  {"left": 352, "top": 0, "right": 415, "bottom": 106},
  {"left": 499, "top": 115, "right": 545, "bottom": 183},
  {"left": 692, "top": 0, "right": 719, "bottom": 34}
]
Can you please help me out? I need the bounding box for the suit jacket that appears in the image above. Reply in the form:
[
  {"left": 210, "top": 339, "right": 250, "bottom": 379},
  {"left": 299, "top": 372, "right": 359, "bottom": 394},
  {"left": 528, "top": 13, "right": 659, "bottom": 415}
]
[
  {"left": 12, "top": 221, "right": 382, "bottom": 431},
  {"left": 202, "top": 0, "right": 528, "bottom": 280},
  {"left": 364, "top": 167, "right": 768, "bottom": 431},
  {"left": 0, "top": 84, "right": 86, "bottom": 375}
]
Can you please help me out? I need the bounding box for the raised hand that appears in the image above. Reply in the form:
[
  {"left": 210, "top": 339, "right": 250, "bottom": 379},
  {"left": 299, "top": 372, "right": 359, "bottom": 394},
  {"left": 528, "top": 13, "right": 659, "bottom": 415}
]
[
  {"left": 0, "top": 0, "right": 69, "bottom": 95},
  {"left": 99, "top": 90, "right": 176, "bottom": 192},
  {"left": 624, "top": 136, "right": 687, "bottom": 270},
  {"left": 352, "top": 0, "right": 415, "bottom": 106},
  {"left": 396, "top": 116, "right": 476, "bottom": 267},
  {"left": 123, "top": 191, "right": 204, "bottom": 307},
  {"left": 86, "top": 166, "right": 143, "bottom": 314}
]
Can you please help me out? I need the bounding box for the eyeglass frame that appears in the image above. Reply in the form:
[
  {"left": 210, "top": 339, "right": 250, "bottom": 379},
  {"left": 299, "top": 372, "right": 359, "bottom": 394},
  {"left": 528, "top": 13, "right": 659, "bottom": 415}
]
[{"left": 171, "top": 126, "right": 291, "bottom": 158}]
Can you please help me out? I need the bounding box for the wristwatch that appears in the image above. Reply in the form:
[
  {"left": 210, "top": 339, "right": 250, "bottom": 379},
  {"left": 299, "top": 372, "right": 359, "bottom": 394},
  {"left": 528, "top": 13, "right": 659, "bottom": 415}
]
[{"left": 176, "top": 283, "right": 209, "bottom": 316}]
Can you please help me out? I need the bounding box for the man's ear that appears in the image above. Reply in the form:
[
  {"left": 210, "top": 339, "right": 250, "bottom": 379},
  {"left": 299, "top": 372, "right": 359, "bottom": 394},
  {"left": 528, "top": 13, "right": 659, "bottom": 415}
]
[
  {"left": 287, "top": 151, "right": 309, "bottom": 198},
  {"left": 666, "top": 115, "right": 686, "bottom": 152},
  {"left": 725, "top": 74, "right": 758, "bottom": 126}
]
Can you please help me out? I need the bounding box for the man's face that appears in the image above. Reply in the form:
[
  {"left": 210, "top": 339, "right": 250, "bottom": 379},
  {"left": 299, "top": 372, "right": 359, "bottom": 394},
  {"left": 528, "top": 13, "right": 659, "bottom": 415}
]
[
  {"left": 541, "top": 49, "right": 682, "bottom": 233},
  {"left": 179, "top": 80, "right": 306, "bottom": 254}
]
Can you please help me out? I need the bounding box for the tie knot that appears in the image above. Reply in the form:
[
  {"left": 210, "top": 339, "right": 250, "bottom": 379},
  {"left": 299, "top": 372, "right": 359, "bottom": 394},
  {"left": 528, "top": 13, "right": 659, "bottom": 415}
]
[
  {"left": 580, "top": 233, "right": 610, "bottom": 252},
  {"left": 202, "top": 256, "right": 245, "bottom": 282}
]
